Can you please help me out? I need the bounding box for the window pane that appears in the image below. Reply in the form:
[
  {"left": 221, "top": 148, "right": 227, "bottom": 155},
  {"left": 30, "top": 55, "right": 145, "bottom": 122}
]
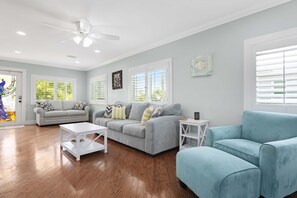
[
  {"left": 131, "top": 73, "right": 146, "bottom": 102},
  {"left": 91, "top": 80, "right": 105, "bottom": 100},
  {"left": 36, "top": 80, "right": 54, "bottom": 100},
  {"left": 148, "top": 68, "right": 167, "bottom": 102},
  {"left": 57, "top": 82, "right": 73, "bottom": 100}
]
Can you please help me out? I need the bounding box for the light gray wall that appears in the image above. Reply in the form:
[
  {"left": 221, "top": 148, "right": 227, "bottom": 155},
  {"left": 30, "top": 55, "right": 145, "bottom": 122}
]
[
  {"left": 87, "top": 1, "right": 297, "bottom": 126},
  {"left": 0, "top": 60, "right": 87, "bottom": 122}
]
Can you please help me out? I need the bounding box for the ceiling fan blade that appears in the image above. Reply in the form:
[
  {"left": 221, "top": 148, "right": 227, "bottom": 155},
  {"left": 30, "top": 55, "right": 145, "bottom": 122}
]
[
  {"left": 42, "top": 22, "right": 77, "bottom": 34},
  {"left": 89, "top": 33, "right": 120, "bottom": 40}
]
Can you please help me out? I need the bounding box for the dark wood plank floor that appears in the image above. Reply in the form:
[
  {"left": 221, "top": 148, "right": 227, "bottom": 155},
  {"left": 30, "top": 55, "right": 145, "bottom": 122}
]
[{"left": 0, "top": 125, "right": 196, "bottom": 198}]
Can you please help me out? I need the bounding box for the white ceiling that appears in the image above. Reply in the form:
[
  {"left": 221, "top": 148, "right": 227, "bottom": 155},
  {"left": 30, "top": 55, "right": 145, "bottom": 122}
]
[{"left": 0, "top": 0, "right": 290, "bottom": 71}]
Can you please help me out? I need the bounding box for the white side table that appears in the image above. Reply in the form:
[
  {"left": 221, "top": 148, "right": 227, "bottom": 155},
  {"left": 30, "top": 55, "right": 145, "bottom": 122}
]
[{"left": 179, "top": 119, "right": 209, "bottom": 150}]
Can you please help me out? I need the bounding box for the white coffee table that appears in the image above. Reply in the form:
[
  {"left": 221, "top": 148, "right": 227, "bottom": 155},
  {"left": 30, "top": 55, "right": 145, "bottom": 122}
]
[{"left": 59, "top": 122, "right": 107, "bottom": 161}]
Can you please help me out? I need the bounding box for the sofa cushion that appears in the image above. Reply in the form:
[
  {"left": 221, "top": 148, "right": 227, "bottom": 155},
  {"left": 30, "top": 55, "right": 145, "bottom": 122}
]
[
  {"left": 213, "top": 139, "right": 261, "bottom": 166},
  {"left": 111, "top": 106, "right": 126, "bottom": 120},
  {"left": 129, "top": 103, "right": 149, "bottom": 121},
  {"left": 162, "top": 103, "right": 181, "bottom": 116},
  {"left": 115, "top": 101, "right": 132, "bottom": 118},
  {"left": 63, "top": 101, "right": 76, "bottom": 110},
  {"left": 242, "top": 111, "right": 297, "bottom": 143},
  {"left": 44, "top": 110, "right": 67, "bottom": 118},
  {"left": 123, "top": 123, "right": 145, "bottom": 138},
  {"left": 141, "top": 105, "right": 155, "bottom": 124},
  {"left": 95, "top": 117, "right": 113, "bottom": 127},
  {"left": 50, "top": 100, "right": 63, "bottom": 110},
  {"left": 107, "top": 119, "right": 140, "bottom": 132},
  {"left": 66, "top": 110, "right": 85, "bottom": 116}
]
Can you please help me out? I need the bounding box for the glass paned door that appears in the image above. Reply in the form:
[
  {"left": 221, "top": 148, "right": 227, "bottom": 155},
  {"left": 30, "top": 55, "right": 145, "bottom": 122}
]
[{"left": 0, "top": 71, "right": 22, "bottom": 126}]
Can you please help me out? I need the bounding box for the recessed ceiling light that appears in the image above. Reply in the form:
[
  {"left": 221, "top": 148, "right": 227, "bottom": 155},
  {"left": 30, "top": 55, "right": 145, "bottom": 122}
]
[
  {"left": 94, "top": 50, "right": 100, "bottom": 53},
  {"left": 14, "top": 50, "right": 21, "bottom": 54},
  {"left": 75, "top": 61, "right": 80, "bottom": 64},
  {"left": 16, "top": 31, "right": 26, "bottom": 36}
]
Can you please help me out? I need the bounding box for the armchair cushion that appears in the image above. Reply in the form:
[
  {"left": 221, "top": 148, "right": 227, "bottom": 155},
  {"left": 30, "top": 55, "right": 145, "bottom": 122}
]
[{"left": 214, "top": 139, "right": 261, "bottom": 166}]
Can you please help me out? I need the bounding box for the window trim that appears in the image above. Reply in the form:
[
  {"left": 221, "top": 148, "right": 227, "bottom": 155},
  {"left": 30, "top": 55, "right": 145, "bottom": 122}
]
[
  {"left": 128, "top": 58, "right": 172, "bottom": 104},
  {"left": 31, "top": 75, "right": 77, "bottom": 104},
  {"left": 89, "top": 74, "right": 108, "bottom": 105},
  {"left": 244, "top": 27, "right": 297, "bottom": 113}
]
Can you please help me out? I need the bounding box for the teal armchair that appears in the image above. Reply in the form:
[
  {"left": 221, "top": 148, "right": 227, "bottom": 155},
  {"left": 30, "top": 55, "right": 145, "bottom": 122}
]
[{"left": 206, "top": 111, "right": 297, "bottom": 198}]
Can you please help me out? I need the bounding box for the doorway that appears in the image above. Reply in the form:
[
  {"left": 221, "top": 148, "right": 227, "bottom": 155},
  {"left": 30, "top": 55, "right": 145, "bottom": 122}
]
[{"left": 0, "top": 70, "right": 22, "bottom": 126}]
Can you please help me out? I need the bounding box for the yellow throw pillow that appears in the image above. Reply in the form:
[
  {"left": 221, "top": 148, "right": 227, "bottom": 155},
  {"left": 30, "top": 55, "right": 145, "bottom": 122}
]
[
  {"left": 111, "top": 106, "right": 126, "bottom": 120},
  {"left": 141, "top": 105, "right": 155, "bottom": 125}
]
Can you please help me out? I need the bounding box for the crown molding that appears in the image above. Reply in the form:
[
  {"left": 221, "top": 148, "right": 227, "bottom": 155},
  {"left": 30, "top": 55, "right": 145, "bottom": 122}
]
[{"left": 87, "top": 0, "right": 291, "bottom": 71}]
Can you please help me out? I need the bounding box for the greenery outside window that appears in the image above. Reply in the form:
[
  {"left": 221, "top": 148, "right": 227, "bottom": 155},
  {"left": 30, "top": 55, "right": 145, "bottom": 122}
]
[{"left": 31, "top": 75, "right": 76, "bottom": 104}]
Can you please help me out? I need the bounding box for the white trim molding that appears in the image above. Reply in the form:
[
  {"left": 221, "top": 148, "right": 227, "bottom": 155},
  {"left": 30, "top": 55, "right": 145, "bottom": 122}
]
[{"left": 244, "top": 27, "right": 297, "bottom": 114}]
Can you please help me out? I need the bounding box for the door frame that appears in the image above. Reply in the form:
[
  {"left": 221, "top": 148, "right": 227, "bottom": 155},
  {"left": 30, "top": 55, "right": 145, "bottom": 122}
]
[{"left": 0, "top": 66, "right": 27, "bottom": 125}]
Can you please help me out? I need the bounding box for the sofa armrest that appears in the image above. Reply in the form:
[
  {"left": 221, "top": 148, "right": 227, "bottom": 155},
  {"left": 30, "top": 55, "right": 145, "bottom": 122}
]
[
  {"left": 93, "top": 110, "right": 105, "bottom": 123},
  {"left": 259, "top": 137, "right": 297, "bottom": 198},
  {"left": 205, "top": 125, "right": 242, "bottom": 147},
  {"left": 33, "top": 107, "right": 45, "bottom": 116},
  {"left": 145, "top": 115, "right": 183, "bottom": 155}
]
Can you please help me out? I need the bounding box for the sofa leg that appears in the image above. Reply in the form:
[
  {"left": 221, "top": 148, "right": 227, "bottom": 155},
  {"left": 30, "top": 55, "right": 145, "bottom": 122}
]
[{"left": 179, "top": 179, "right": 187, "bottom": 189}]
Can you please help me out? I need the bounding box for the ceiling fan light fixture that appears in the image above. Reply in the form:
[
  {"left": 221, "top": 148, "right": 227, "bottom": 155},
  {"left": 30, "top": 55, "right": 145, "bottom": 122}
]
[
  {"left": 73, "top": 36, "right": 82, "bottom": 44},
  {"left": 83, "top": 37, "right": 93, "bottom": 48}
]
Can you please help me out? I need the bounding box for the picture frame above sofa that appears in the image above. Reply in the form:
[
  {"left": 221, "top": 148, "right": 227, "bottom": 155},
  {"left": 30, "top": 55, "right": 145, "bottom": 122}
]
[{"left": 112, "top": 70, "right": 122, "bottom": 89}]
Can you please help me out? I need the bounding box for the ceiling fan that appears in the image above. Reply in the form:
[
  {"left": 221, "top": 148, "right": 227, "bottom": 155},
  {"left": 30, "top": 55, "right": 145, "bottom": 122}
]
[{"left": 42, "top": 18, "right": 120, "bottom": 48}]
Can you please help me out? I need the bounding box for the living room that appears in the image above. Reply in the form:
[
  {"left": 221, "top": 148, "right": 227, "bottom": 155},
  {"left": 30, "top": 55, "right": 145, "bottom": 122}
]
[{"left": 1, "top": 0, "right": 297, "bottom": 197}]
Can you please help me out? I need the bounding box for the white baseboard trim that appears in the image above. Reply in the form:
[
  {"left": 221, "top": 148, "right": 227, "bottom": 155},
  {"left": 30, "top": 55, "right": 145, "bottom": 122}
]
[{"left": 24, "top": 120, "right": 36, "bottom": 125}]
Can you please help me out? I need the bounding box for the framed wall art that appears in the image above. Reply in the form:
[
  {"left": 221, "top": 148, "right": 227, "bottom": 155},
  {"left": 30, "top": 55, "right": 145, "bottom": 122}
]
[
  {"left": 191, "top": 54, "right": 213, "bottom": 77},
  {"left": 112, "top": 70, "right": 123, "bottom": 89}
]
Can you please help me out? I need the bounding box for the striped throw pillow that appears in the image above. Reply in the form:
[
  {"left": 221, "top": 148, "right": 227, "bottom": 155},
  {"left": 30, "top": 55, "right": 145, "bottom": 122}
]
[
  {"left": 104, "top": 104, "right": 122, "bottom": 118},
  {"left": 111, "top": 106, "right": 126, "bottom": 120},
  {"left": 141, "top": 105, "right": 155, "bottom": 125},
  {"left": 151, "top": 105, "right": 163, "bottom": 118}
]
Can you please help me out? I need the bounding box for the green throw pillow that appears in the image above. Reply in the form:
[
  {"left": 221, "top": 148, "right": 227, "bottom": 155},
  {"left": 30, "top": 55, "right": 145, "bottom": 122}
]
[
  {"left": 111, "top": 106, "right": 126, "bottom": 120},
  {"left": 141, "top": 105, "right": 155, "bottom": 125}
]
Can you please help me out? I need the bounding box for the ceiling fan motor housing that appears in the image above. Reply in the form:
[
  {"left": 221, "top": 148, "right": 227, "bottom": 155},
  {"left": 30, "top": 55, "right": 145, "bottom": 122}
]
[{"left": 76, "top": 18, "right": 91, "bottom": 35}]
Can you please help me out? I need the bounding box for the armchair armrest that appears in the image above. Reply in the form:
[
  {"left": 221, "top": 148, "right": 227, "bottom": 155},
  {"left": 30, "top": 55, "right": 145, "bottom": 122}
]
[
  {"left": 259, "top": 137, "right": 297, "bottom": 198},
  {"left": 92, "top": 110, "right": 105, "bottom": 123},
  {"left": 205, "top": 125, "right": 242, "bottom": 147},
  {"left": 33, "top": 107, "right": 45, "bottom": 116},
  {"left": 145, "top": 115, "right": 183, "bottom": 155}
]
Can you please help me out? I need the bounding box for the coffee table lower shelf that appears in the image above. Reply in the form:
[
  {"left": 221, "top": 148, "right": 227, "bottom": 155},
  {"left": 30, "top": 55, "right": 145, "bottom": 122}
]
[{"left": 61, "top": 138, "right": 105, "bottom": 159}]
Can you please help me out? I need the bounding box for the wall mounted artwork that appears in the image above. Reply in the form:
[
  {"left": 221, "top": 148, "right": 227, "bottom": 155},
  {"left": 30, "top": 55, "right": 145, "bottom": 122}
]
[
  {"left": 191, "top": 54, "right": 213, "bottom": 77},
  {"left": 112, "top": 70, "right": 123, "bottom": 89}
]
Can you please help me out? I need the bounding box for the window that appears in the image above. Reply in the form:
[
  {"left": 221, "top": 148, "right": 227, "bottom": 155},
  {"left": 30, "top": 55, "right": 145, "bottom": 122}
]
[
  {"left": 244, "top": 27, "right": 297, "bottom": 113},
  {"left": 89, "top": 75, "right": 107, "bottom": 104},
  {"left": 31, "top": 75, "right": 76, "bottom": 104},
  {"left": 129, "top": 58, "right": 172, "bottom": 103},
  {"left": 256, "top": 45, "right": 297, "bottom": 104}
]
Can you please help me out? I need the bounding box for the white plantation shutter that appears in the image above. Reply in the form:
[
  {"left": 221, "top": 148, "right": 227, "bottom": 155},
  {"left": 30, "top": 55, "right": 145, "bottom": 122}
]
[
  {"left": 256, "top": 45, "right": 297, "bottom": 104},
  {"left": 129, "top": 59, "right": 172, "bottom": 103},
  {"left": 148, "top": 65, "right": 168, "bottom": 102},
  {"left": 90, "top": 75, "right": 107, "bottom": 104},
  {"left": 130, "top": 71, "right": 146, "bottom": 102}
]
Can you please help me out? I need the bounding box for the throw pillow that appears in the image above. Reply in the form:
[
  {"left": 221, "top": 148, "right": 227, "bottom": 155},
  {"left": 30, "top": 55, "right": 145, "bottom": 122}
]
[
  {"left": 73, "top": 102, "right": 87, "bottom": 110},
  {"left": 104, "top": 104, "right": 122, "bottom": 118},
  {"left": 151, "top": 106, "right": 163, "bottom": 118},
  {"left": 36, "top": 100, "right": 54, "bottom": 111},
  {"left": 111, "top": 106, "right": 126, "bottom": 120},
  {"left": 141, "top": 105, "right": 155, "bottom": 125}
]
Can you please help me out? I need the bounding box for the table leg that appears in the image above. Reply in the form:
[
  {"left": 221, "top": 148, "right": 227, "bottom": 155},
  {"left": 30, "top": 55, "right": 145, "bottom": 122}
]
[
  {"left": 60, "top": 128, "right": 63, "bottom": 150},
  {"left": 76, "top": 135, "right": 80, "bottom": 161},
  {"left": 104, "top": 130, "right": 107, "bottom": 153}
]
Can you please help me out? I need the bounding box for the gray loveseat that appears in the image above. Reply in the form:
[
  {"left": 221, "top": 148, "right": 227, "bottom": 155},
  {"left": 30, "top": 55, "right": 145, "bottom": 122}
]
[
  {"left": 34, "top": 100, "right": 90, "bottom": 126},
  {"left": 93, "top": 101, "right": 182, "bottom": 155}
]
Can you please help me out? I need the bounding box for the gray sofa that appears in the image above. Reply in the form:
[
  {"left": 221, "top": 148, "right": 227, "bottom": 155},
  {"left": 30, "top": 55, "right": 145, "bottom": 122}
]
[
  {"left": 93, "top": 101, "right": 182, "bottom": 155},
  {"left": 34, "top": 100, "right": 90, "bottom": 126}
]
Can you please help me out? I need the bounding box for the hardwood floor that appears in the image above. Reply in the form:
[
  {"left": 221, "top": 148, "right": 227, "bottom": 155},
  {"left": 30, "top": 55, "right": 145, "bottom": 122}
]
[{"left": 0, "top": 125, "right": 196, "bottom": 198}]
